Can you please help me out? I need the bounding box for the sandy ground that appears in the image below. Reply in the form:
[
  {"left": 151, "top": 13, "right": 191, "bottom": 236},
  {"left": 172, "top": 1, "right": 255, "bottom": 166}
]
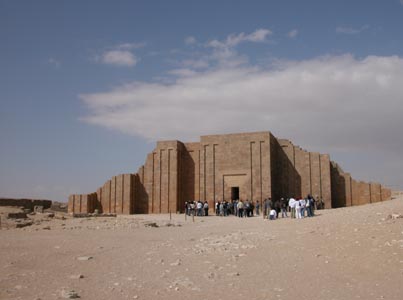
[{"left": 1, "top": 196, "right": 403, "bottom": 300}]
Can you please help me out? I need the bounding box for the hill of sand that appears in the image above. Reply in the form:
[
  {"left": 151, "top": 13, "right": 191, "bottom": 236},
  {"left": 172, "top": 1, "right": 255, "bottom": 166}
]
[{"left": 1, "top": 196, "right": 403, "bottom": 300}]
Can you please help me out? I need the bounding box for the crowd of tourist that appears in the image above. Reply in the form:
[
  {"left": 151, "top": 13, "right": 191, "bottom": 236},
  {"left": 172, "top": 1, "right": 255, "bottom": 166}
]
[{"left": 184, "top": 195, "right": 325, "bottom": 220}]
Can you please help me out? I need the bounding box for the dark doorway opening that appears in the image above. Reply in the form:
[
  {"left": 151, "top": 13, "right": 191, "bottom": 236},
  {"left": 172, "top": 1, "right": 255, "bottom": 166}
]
[{"left": 231, "top": 187, "right": 239, "bottom": 201}]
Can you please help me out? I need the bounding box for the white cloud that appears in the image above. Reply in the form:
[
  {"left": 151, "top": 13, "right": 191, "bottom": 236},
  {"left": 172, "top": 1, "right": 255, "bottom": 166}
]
[
  {"left": 100, "top": 50, "right": 138, "bottom": 67},
  {"left": 185, "top": 36, "right": 197, "bottom": 45},
  {"left": 179, "top": 29, "right": 271, "bottom": 69},
  {"left": 207, "top": 28, "right": 272, "bottom": 48},
  {"left": 287, "top": 29, "right": 298, "bottom": 38},
  {"left": 336, "top": 25, "right": 369, "bottom": 34},
  {"left": 115, "top": 42, "right": 146, "bottom": 50},
  {"left": 95, "top": 42, "right": 145, "bottom": 67},
  {"left": 81, "top": 54, "right": 403, "bottom": 162}
]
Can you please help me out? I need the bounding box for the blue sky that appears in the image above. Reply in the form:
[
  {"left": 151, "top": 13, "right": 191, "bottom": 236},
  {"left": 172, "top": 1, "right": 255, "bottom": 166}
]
[{"left": 1, "top": 0, "right": 403, "bottom": 201}]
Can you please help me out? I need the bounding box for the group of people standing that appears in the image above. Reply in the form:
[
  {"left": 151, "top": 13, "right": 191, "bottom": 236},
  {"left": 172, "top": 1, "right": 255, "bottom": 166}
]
[
  {"left": 184, "top": 200, "right": 209, "bottom": 216},
  {"left": 264, "top": 195, "right": 320, "bottom": 220},
  {"left": 185, "top": 195, "right": 324, "bottom": 219}
]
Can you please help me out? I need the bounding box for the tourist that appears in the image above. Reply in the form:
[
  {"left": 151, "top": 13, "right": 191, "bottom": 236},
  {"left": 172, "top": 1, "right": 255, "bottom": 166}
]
[
  {"left": 224, "top": 201, "right": 229, "bottom": 216},
  {"left": 190, "top": 201, "right": 195, "bottom": 216},
  {"left": 280, "top": 198, "right": 288, "bottom": 218},
  {"left": 295, "top": 198, "right": 302, "bottom": 219},
  {"left": 267, "top": 198, "right": 273, "bottom": 216},
  {"left": 255, "top": 200, "right": 260, "bottom": 216},
  {"left": 204, "top": 201, "right": 209, "bottom": 216},
  {"left": 306, "top": 195, "right": 312, "bottom": 217},
  {"left": 289, "top": 197, "right": 296, "bottom": 218},
  {"left": 237, "top": 200, "right": 244, "bottom": 218},
  {"left": 300, "top": 197, "right": 306, "bottom": 218},
  {"left": 245, "top": 200, "right": 251, "bottom": 217},
  {"left": 219, "top": 202, "right": 224, "bottom": 216},
  {"left": 269, "top": 208, "right": 277, "bottom": 220},
  {"left": 233, "top": 200, "right": 238, "bottom": 216},
  {"left": 215, "top": 202, "right": 219, "bottom": 216},
  {"left": 197, "top": 201, "right": 203, "bottom": 216},
  {"left": 310, "top": 196, "right": 316, "bottom": 216}
]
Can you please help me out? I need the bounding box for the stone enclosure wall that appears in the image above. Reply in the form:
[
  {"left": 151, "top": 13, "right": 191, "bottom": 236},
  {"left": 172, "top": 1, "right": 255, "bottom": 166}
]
[
  {"left": 0, "top": 198, "right": 52, "bottom": 210},
  {"left": 68, "top": 131, "right": 392, "bottom": 214}
]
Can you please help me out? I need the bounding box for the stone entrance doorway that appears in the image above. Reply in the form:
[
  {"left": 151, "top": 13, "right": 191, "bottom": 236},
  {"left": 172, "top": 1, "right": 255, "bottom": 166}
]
[{"left": 231, "top": 187, "right": 239, "bottom": 201}]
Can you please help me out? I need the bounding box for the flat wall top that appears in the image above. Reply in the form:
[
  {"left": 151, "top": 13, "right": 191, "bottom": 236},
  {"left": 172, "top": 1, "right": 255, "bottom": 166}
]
[{"left": 200, "top": 131, "right": 272, "bottom": 143}]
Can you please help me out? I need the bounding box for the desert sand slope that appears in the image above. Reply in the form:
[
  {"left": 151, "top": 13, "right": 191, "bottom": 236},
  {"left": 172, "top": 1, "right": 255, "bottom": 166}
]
[{"left": 1, "top": 196, "right": 403, "bottom": 300}]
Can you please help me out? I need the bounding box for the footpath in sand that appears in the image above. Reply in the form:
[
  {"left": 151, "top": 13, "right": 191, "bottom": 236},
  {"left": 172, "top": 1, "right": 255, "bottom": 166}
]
[{"left": 1, "top": 196, "right": 403, "bottom": 300}]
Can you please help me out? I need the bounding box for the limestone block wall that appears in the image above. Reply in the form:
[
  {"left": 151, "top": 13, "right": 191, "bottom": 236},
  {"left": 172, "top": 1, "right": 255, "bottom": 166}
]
[
  {"left": 358, "top": 182, "right": 370, "bottom": 205},
  {"left": 68, "top": 174, "right": 136, "bottom": 214},
  {"left": 370, "top": 183, "right": 381, "bottom": 203},
  {"left": 181, "top": 142, "right": 200, "bottom": 204},
  {"left": 331, "top": 162, "right": 352, "bottom": 207},
  {"left": 319, "top": 154, "right": 332, "bottom": 209},
  {"left": 139, "top": 141, "right": 183, "bottom": 214},
  {"left": 199, "top": 132, "right": 272, "bottom": 209},
  {"left": 0, "top": 198, "right": 52, "bottom": 210},
  {"left": 68, "top": 130, "right": 392, "bottom": 214},
  {"left": 351, "top": 179, "right": 360, "bottom": 206},
  {"left": 275, "top": 139, "right": 332, "bottom": 207},
  {"left": 294, "top": 146, "right": 311, "bottom": 198},
  {"left": 68, "top": 193, "right": 97, "bottom": 214},
  {"left": 331, "top": 163, "right": 391, "bottom": 207},
  {"left": 276, "top": 139, "right": 301, "bottom": 199},
  {"left": 381, "top": 187, "right": 392, "bottom": 201}
]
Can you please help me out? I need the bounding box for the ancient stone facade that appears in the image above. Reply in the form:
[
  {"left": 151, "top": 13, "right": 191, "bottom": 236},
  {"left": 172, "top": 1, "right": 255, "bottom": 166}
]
[{"left": 68, "top": 131, "right": 391, "bottom": 214}]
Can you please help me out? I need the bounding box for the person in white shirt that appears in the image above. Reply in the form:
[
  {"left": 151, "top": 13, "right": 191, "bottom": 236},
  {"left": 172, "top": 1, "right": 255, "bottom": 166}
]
[
  {"left": 288, "top": 198, "right": 296, "bottom": 218},
  {"left": 300, "top": 198, "right": 306, "bottom": 218},
  {"left": 295, "top": 199, "right": 302, "bottom": 219},
  {"left": 269, "top": 209, "right": 277, "bottom": 220}
]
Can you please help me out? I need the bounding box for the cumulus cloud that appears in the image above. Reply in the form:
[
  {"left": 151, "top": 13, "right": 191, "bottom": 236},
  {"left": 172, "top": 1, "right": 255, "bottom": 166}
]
[
  {"left": 336, "top": 25, "right": 369, "bottom": 34},
  {"left": 81, "top": 55, "right": 403, "bottom": 162},
  {"left": 287, "top": 29, "right": 298, "bottom": 38},
  {"left": 100, "top": 50, "right": 138, "bottom": 67},
  {"left": 96, "top": 42, "right": 145, "bottom": 67}
]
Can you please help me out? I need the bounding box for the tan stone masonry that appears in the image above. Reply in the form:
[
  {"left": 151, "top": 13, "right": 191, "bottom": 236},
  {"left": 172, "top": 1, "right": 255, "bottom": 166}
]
[{"left": 68, "top": 131, "right": 391, "bottom": 214}]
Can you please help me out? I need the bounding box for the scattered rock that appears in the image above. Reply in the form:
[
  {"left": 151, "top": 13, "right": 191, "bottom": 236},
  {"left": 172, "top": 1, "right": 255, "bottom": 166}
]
[
  {"left": 387, "top": 213, "right": 403, "bottom": 220},
  {"left": 170, "top": 259, "right": 182, "bottom": 266},
  {"left": 42, "top": 226, "right": 51, "bottom": 230},
  {"left": 69, "top": 274, "right": 84, "bottom": 279},
  {"left": 144, "top": 222, "right": 159, "bottom": 228},
  {"left": 61, "top": 289, "right": 80, "bottom": 299},
  {"left": 204, "top": 272, "right": 218, "bottom": 280},
  {"left": 77, "top": 256, "right": 93, "bottom": 261},
  {"left": 34, "top": 206, "right": 44, "bottom": 213},
  {"left": 15, "top": 220, "right": 33, "bottom": 228},
  {"left": 45, "top": 212, "right": 55, "bottom": 218},
  {"left": 7, "top": 212, "right": 27, "bottom": 219}
]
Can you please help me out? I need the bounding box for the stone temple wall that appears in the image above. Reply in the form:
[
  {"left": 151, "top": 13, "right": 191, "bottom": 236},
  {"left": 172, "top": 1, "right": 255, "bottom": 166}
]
[
  {"left": 68, "top": 131, "right": 392, "bottom": 214},
  {"left": 331, "top": 162, "right": 392, "bottom": 208}
]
